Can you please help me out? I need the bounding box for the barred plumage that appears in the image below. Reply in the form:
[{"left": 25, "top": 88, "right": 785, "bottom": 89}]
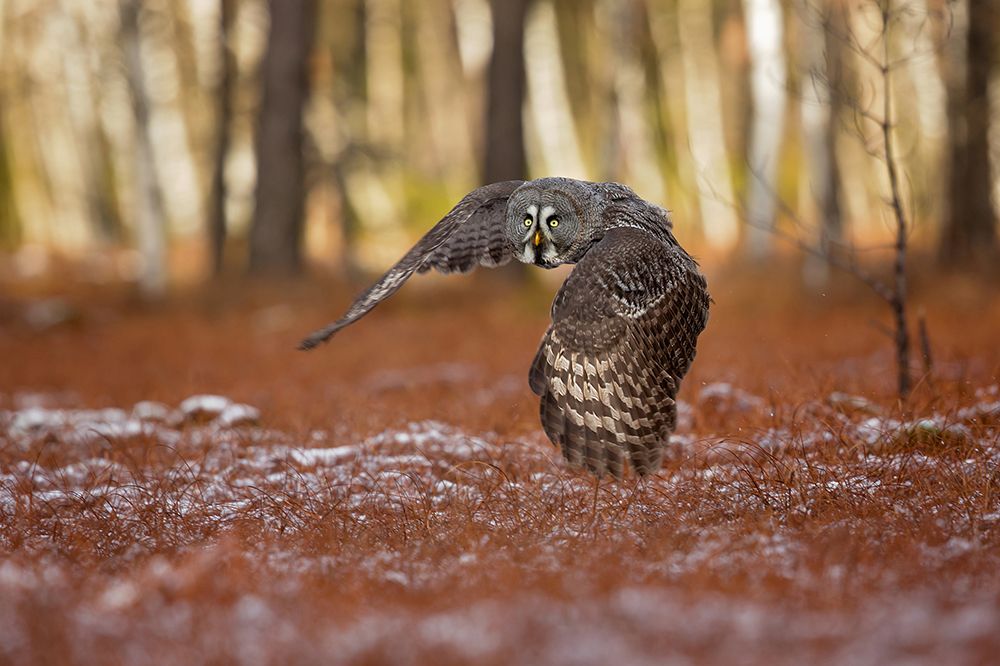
[{"left": 301, "top": 177, "right": 710, "bottom": 478}]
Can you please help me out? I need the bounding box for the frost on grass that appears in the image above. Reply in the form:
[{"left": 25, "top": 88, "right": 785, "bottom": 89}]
[{"left": 1, "top": 388, "right": 1000, "bottom": 665}]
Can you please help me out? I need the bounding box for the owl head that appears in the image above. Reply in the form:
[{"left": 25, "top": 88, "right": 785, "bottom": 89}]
[{"left": 506, "top": 178, "right": 600, "bottom": 268}]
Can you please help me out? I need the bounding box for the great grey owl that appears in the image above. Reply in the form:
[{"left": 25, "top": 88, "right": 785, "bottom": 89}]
[{"left": 301, "top": 178, "right": 710, "bottom": 479}]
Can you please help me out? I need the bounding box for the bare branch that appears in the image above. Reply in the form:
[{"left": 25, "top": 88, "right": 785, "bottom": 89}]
[
  {"left": 879, "top": 5, "right": 913, "bottom": 397},
  {"left": 765, "top": 181, "right": 897, "bottom": 304},
  {"left": 702, "top": 165, "right": 896, "bottom": 304},
  {"left": 728, "top": 0, "right": 930, "bottom": 398}
]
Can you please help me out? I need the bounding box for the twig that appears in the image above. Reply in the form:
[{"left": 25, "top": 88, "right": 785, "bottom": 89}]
[
  {"left": 879, "top": 3, "right": 912, "bottom": 398},
  {"left": 918, "top": 309, "right": 934, "bottom": 376}
]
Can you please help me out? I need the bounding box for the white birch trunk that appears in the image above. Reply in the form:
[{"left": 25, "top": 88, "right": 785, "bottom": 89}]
[
  {"left": 676, "top": 0, "right": 739, "bottom": 251},
  {"left": 742, "top": 0, "right": 787, "bottom": 258},
  {"left": 599, "top": 0, "right": 664, "bottom": 202},
  {"left": 121, "top": 0, "right": 167, "bottom": 298},
  {"left": 524, "top": 1, "right": 586, "bottom": 179},
  {"left": 59, "top": 7, "right": 119, "bottom": 241},
  {"left": 798, "top": 5, "right": 838, "bottom": 285},
  {"left": 414, "top": 0, "right": 476, "bottom": 194}
]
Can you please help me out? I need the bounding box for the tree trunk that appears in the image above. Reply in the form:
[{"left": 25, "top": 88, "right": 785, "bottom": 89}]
[
  {"left": 602, "top": 0, "right": 663, "bottom": 200},
  {"left": 801, "top": 2, "right": 844, "bottom": 284},
  {"left": 524, "top": 0, "right": 586, "bottom": 178},
  {"left": 674, "top": 0, "right": 739, "bottom": 251},
  {"left": 61, "top": 9, "right": 123, "bottom": 244},
  {"left": 0, "top": 107, "right": 18, "bottom": 248},
  {"left": 484, "top": 0, "right": 530, "bottom": 183},
  {"left": 208, "top": 0, "right": 236, "bottom": 276},
  {"left": 741, "top": 0, "right": 787, "bottom": 259},
  {"left": 330, "top": 0, "right": 366, "bottom": 280},
  {"left": 248, "top": 0, "right": 315, "bottom": 276},
  {"left": 940, "top": 0, "right": 998, "bottom": 268},
  {"left": 166, "top": 0, "right": 209, "bottom": 206},
  {"left": 817, "top": 6, "right": 843, "bottom": 246},
  {"left": 120, "top": 0, "right": 168, "bottom": 299}
]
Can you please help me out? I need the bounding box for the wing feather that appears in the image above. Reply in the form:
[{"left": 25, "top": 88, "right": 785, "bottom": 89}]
[
  {"left": 300, "top": 180, "right": 523, "bottom": 350},
  {"left": 531, "top": 227, "right": 709, "bottom": 478},
  {"left": 417, "top": 194, "right": 515, "bottom": 274}
]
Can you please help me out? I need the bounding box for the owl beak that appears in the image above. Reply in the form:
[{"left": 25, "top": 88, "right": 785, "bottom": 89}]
[{"left": 533, "top": 230, "right": 542, "bottom": 247}]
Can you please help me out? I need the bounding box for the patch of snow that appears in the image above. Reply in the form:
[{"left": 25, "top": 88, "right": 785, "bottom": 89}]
[
  {"left": 957, "top": 401, "right": 1000, "bottom": 426},
  {"left": 913, "top": 418, "right": 973, "bottom": 442},
  {"left": 974, "top": 385, "right": 999, "bottom": 399},
  {"left": 383, "top": 570, "right": 409, "bottom": 586},
  {"left": 289, "top": 446, "right": 358, "bottom": 467},
  {"left": 131, "top": 400, "right": 178, "bottom": 424},
  {"left": 823, "top": 477, "right": 881, "bottom": 493},
  {"left": 828, "top": 392, "right": 881, "bottom": 415},
  {"left": 12, "top": 392, "right": 77, "bottom": 410},
  {"left": 2, "top": 406, "right": 175, "bottom": 451},
  {"left": 855, "top": 417, "right": 902, "bottom": 447},
  {"left": 8, "top": 407, "right": 129, "bottom": 436},
  {"left": 675, "top": 400, "right": 694, "bottom": 431},
  {"left": 179, "top": 394, "right": 231, "bottom": 420},
  {"left": 98, "top": 580, "right": 139, "bottom": 611},
  {"left": 367, "top": 421, "right": 495, "bottom": 461},
  {"left": 698, "top": 382, "right": 765, "bottom": 413},
  {"left": 217, "top": 403, "right": 260, "bottom": 428}
]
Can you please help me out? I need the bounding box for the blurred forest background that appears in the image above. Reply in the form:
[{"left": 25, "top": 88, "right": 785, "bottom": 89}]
[{"left": 0, "top": 0, "right": 997, "bottom": 298}]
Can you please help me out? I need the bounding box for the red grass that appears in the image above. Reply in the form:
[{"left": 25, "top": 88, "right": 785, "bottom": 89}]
[{"left": 1, "top": 267, "right": 999, "bottom": 664}]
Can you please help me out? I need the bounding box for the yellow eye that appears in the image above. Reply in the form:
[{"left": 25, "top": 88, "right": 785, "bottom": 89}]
[
  {"left": 523, "top": 217, "right": 532, "bottom": 227},
  {"left": 548, "top": 217, "right": 560, "bottom": 228}
]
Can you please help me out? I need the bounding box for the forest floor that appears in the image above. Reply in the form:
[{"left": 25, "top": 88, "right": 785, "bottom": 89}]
[{"left": 1, "top": 263, "right": 999, "bottom": 665}]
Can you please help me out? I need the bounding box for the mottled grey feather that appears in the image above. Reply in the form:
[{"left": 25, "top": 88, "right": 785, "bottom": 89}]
[
  {"left": 417, "top": 193, "right": 515, "bottom": 274},
  {"left": 529, "top": 227, "right": 709, "bottom": 478},
  {"left": 299, "top": 180, "right": 523, "bottom": 350}
]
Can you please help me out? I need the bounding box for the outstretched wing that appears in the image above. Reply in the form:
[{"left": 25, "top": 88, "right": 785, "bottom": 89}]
[
  {"left": 300, "top": 180, "right": 524, "bottom": 350},
  {"left": 529, "top": 227, "right": 709, "bottom": 478}
]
